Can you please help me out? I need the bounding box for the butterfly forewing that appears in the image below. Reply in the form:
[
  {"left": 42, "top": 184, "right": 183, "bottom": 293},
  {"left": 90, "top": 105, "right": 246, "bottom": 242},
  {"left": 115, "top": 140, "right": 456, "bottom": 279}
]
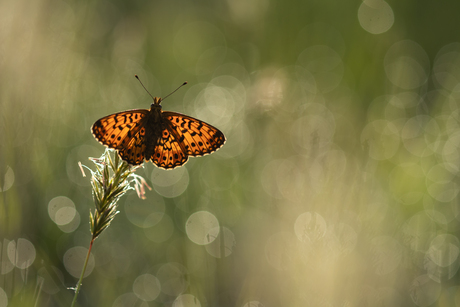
[
  {"left": 92, "top": 110, "right": 149, "bottom": 149},
  {"left": 163, "top": 112, "right": 226, "bottom": 157}
]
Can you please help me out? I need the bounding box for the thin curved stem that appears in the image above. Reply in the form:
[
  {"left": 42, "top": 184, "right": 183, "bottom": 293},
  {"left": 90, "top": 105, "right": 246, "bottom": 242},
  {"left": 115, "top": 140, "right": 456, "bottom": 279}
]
[{"left": 70, "top": 237, "right": 95, "bottom": 307}]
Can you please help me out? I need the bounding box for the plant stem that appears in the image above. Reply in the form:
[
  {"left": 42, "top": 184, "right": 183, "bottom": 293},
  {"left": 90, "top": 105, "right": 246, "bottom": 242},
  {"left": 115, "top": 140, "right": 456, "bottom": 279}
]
[{"left": 71, "top": 237, "right": 95, "bottom": 307}]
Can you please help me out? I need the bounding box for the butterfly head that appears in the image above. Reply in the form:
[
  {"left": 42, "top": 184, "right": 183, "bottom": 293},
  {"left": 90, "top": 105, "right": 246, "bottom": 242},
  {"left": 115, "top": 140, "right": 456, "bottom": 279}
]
[{"left": 150, "top": 97, "right": 162, "bottom": 111}]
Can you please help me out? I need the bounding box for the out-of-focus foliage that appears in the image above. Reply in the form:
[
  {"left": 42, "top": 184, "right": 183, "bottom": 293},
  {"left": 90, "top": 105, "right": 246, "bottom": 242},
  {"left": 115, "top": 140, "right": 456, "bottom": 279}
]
[{"left": 1, "top": 0, "right": 460, "bottom": 306}]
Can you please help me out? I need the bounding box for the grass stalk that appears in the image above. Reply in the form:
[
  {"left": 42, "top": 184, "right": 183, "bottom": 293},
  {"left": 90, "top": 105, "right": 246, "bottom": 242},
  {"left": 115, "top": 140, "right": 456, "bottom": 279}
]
[{"left": 70, "top": 149, "right": 150, "bottom": 306}]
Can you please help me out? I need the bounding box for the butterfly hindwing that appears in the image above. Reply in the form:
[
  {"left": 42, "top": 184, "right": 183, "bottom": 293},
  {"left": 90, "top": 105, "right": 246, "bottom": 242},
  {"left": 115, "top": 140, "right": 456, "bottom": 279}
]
[
  {"left": 163, "top": 111, "right": 226, "bottom": 157},
  {"left": 151, "top": 126, "right": 188, "bottom": 169},
  {"left": 91, "top": 110, "right": 149, "bottom": 149}
]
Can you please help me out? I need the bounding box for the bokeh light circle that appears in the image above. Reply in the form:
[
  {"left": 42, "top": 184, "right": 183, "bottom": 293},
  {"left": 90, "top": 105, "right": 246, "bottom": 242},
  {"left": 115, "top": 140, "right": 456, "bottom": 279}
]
[
  {"left": 423, "top": 194, "right": 460, "bottom": 225},
  {"left": 133, "top": 274, "right": 161, "bottom": 301},
  {"left": 157, "top": 263, "right": 188, "bottom": 296},
  {"left": 427, "top": 234, "right": 460, "bottom": 268},
  {"left": 48, "top": 196, "right": 75, "bottom": 224},
  {"left": 294, "top": 212, "right": 327, "bottom": 243},
  {"left": 409, "top": 275, "right": 442, "bottom": 306},
  {"left": 433, "top": 43, "right": 460, "bottom": 92},
  {"left": 48, "top": 196, "right": 80, "bottom": 232},
  {"left": 358, "top": 0, "right": 394, "bottom": 34},
  {"left": 205, "top": 227, "right": 236, "bottom": 258},
  {"left": 55, "top": 207, "right": 76, "bottom": 226},
  {"left": 426, "top": 163, "right": 459, "bottom": 202},
  {"left": 192, "top": 79, "right": 240, "bottom": 125},
  {"left": 63, "top": 246, "right": 95, "bottom": 278},
  {"left": 7, "top": 238, "right": 36, "bottom": 269},
  {"left": 384, "top": 40, "right": 430, "bottom": 89},
  {"left": 401, "top": 115, "right": 440, "bottom": 157},
  {"left": 186, "top": 211, "right": 220, "bottom": 245},
  {"left": 173, "top": 294, "right": 201, "bottom": 307},
  {"left": 151, "top": 167, "right": 189, "bottom": 198},
  {"left": 125, "top": 192, "right": 166, "bottom": 228}
]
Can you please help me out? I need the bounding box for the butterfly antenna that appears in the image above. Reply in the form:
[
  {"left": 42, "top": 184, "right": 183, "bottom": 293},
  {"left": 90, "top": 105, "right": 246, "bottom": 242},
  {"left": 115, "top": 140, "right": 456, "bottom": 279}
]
[
  {"left": 162, "top": 81, "right": 188, "bottom": 101},
  {"left": 135, "top": 75, "right": 155, "bottom": 100},
  {"left": 135, "top": 75, "right": 187, "bottom": 101}
]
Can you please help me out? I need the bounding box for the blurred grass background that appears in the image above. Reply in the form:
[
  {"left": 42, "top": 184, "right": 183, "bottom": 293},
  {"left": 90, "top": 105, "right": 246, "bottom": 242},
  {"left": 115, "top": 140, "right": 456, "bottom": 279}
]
[{"left": 1, "top": 0, "right": 460, "bottom": 306}]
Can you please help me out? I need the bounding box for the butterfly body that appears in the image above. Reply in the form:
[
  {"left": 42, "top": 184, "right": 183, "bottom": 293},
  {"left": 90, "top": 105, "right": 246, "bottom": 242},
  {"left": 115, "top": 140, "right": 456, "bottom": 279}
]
[
  {"left": 92, "top": 96, "right": 225, "bottom": 169},
  {"left": 143, "top": 101, "right": 165, "bottom": 158}
]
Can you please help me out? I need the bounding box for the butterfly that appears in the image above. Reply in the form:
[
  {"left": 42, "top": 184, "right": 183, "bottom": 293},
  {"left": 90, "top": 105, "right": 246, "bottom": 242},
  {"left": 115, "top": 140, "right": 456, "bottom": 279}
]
[{"left": 91, "top": 76, "right": 226, "bottom": 169}]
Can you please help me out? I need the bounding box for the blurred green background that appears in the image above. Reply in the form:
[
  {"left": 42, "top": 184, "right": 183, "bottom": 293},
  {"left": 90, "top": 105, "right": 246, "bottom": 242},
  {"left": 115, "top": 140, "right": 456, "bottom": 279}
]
[{"left": 2, "top": 0, "right": 460, "bottom": 306}]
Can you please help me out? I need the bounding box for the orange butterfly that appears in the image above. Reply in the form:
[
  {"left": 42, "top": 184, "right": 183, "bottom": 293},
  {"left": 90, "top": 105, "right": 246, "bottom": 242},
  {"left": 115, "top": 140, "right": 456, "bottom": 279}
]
[{"left": 91, "top": 76, "right": 226, "bottom": 169}]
